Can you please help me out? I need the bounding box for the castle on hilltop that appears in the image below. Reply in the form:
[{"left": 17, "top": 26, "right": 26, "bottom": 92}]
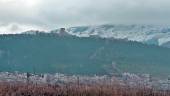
[{"left": 58, "top": 28, "right": 70, "bottom": 36}]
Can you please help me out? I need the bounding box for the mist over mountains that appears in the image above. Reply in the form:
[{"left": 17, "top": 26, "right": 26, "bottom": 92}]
[
  {"left": 63, "top": 24, "right": 170, "bottom": 48},
  {"left": 10, "top": 24, "right": 170, "bottom": 48}
]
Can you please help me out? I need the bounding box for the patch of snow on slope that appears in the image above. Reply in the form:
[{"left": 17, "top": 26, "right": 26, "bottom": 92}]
[{"left": 58, "top": 24, "right": 170, "bottom": 47}]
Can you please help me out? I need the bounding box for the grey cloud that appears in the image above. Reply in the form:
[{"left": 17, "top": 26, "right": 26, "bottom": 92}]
[{"left": 0, "top": 0, "right": 170, "bottom": 33}]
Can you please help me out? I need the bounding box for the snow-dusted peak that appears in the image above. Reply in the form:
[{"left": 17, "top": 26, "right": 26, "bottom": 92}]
[
  {"left": 51, "top": 24, "right": 170, "bottom": 47},
  {"left": 4, "top": 24, "right": 170, "bottom": 48}
]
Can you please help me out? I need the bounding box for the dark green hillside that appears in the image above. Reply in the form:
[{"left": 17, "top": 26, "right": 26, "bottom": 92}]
[{"left": 0, "top": 33, "right": 170, "bottom": 76}]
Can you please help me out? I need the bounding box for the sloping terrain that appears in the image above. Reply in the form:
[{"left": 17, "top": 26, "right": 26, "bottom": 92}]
[
  {"left": 0, "top": 33, "right": 170, "bottom": 76},
  {"left": 54, "top": 24, "right": 170, "bottom": 48}
]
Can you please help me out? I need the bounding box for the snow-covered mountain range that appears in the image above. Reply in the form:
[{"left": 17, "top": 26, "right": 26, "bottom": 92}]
[
  {"left": 50, "top": 24, "right": 170, "bottom": 48},
  {"left": 2, "top": 24, "right": 170, "bottom": 48}
]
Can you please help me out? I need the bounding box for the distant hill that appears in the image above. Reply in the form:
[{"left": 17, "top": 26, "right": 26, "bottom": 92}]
[
  {"left": 0, "top": 33, "right": 170, "bottom": 76},
  {"left": 52, "top": 24, "right": 170, "bottom": 48}
]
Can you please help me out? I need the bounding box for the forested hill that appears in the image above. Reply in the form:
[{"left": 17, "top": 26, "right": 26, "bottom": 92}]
[{"left": 0, "top": 33, "right": 170, "bottom": 76}]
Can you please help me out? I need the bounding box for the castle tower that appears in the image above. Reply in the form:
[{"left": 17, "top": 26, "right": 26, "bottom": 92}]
[{"left": 59, "top": 28, "right": 69, "bottom": 36}]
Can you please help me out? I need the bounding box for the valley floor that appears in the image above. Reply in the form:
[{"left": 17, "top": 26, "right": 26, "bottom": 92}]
[
  {"left": 0, "top": 72, "right": 170, "bottom": 95},
  {"left": 0, "top": 83, "right": 170, "bottom": 96}
]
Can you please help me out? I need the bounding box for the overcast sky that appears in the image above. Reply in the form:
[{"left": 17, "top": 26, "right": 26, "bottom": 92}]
[{"left": 0, "top": 0, "right": 170, "bottom": 34}]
